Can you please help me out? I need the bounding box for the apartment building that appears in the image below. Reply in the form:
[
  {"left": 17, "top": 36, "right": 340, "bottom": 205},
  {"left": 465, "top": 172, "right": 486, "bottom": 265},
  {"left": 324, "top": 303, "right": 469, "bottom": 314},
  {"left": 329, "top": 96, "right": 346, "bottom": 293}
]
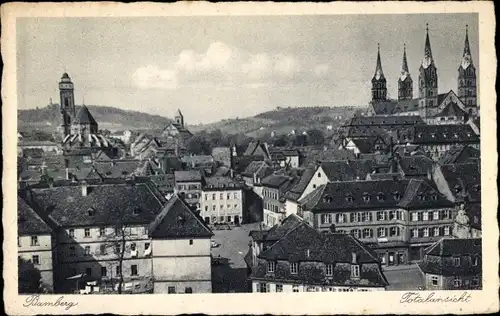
[
  {"left": 18, "top": 196, "right": 55, "bottom": 292},
  {"left": 174, "top": 170, "right": 203, "bottom": 209},
  {"left": 261, "top": 174, "right": 295, "bottom": 227},
  {"left": 200, "top": 176, "right": 244, "bottom": 225},
  {"left": 298, "top": 178, "right": 456, "bottom": 265}
]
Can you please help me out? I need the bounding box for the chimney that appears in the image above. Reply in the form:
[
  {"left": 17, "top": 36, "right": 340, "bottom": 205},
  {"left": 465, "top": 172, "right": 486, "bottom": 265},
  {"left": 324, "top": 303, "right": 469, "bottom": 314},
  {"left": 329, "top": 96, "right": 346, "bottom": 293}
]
[
  {"left": 351, "top": 252, "right": 357, "bottom": 264},
  {"left": 82, "top": 181, "right": 88, "bottom": 196},
  {"left": 65, "top": 168, "right": 70, "bottom": 180}
]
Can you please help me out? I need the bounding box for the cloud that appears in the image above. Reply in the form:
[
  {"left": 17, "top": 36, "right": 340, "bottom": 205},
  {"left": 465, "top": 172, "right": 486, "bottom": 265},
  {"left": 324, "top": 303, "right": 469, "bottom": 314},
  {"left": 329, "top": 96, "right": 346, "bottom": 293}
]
[{"left": 132, "top": 41, "right": 330, "bottom": 90}]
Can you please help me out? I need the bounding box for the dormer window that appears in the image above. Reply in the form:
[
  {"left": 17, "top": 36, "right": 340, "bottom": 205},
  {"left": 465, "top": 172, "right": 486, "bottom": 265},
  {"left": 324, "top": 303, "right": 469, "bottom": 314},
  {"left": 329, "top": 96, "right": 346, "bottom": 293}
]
[
  {"left": 454, "top": 133, "right": 459, "bottom": 138},
  {"left": 418, "top": 133, "right": 423, "bottom": 138},
  {"left": 377, "top": 193, "right": 385, "bottom": 201},
  {"left": 87, "top": 207, "right": 96, "bottom": 216},
  {"left": 345, "top": 195, "right": 353, "bottom": 203},
  {"left": 351, "top": 264, "right": 360, "bottom": 278},
  {"left": 133, "top": 207, "right": 141, "bottom": 215},
  {"left": 362, "top": 194, "right": 371, "bottom": 203},
  {"left": 453, "top": 257, "right": 461, "bottom": 267},
  {"left": 417, "top": 193, "right": 426, "bottom": 201},
  {"left": 326, "top": 263, "right": 333, "bottom": 276},
  {"left": 472, "top": 256, "right": 479, "bottom": 266},
  {"left": 290, "top": 262, "right": 298, "bottom": 274},
  {"left": 267, "top": 261, "right": 276, "bottom": 273},
  {"left": 393, "top": 192, "right": 401, "bottom": 201},
  {"left": 431, "top": 133, "right": 436, "bottom": 138}
]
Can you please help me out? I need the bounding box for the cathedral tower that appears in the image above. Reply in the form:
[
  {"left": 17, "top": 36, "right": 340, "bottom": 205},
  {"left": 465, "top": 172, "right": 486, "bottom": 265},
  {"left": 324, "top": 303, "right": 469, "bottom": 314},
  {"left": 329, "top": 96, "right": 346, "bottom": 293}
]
[
  {"left": 59, "top": 72, "right": 75, "bottom": 137},
  {"left": 458, "top": 24, "right": 477, "bottom": 108},
  {"left": 418, "top": 24, "right": 438, "bottom": 116},
  {"left": 371, "top": 44, "right": 387, "bottom": 102},
  {"left": 398, "top": 44, "right": 413, "bottom": 101}
]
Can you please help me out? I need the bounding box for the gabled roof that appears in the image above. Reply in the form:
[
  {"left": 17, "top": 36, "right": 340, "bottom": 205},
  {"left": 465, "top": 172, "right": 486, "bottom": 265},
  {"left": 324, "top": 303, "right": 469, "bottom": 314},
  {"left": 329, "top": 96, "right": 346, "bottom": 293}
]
[
  {"left": 30, "top": 182, "right": 166, "bottom": 227},
  {"left": 174, "top": 170, "right": 203, "bottom": 182},
  {"left": 94, "top": 160, "right": 142, "bottom": 179},
  {"left": 18, "top": 196, "right": 52, "bottom": 235},
  {"left": 410, "top": 124, "right": 479, "bottom": 144},
  {"left": 149, "top": 195, "right": 213, "bottom": 239},
  {"left": 242, "top": 161, "right": 273, "bottom": 178},
  {"left": 436, "top": 101, "right": 466, "bottom": 117},
  {"left": 261, "top": 174, "right": 294, "bottom": 190},
  {"left": 243, "top": 141, "right": 270, "bottom": 158},
  {"left": 73, "top": 105, "right": 98, "bottom": 125},
  {"left": 319, "top": 160, "right": 375, "bottom": 181},
  {"left": 284, "top": 164, "right": 317, "bottom": 201},
  {"left": 439, "top": 145, "right": 480, "bottom": 165},
  {"left": 439, "top": 162, "right": 481, "bottom": 202},
  {"left": 397, "top": 155, "right": 434, "bottom": 176}
]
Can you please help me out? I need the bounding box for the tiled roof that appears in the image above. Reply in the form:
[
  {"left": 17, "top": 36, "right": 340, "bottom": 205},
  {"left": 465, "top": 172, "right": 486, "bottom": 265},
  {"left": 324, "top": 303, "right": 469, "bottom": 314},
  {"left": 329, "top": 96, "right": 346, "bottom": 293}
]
[
  {"left": 181, "top": 155, "right": 214, "bottom": 166},
  {"left": 319, "top": 160, "right": 375, "bottom": 181},
  {"left": 232, "top": 155, "right": 265, "bottom": 173},
  {"left": 251, "top": 223, "right": 388, "bottom": 287},
  {"left": 73, "top": 105, "right": 98, "bottom": 125},
  {"left": 436, "top": 101, "right": 466, "bottom": 117},
  {"left": 265, "top": 214, "right": 305, "bottom": 241},
  {"left": 174, "top": 170, "right": 203, "bottom": 182},
  {"left": 350, "top": 139, "right": 376, "bottom": 154},
  {"left": 242, "top": 161, "right": 273, "bottom": 178},
  {"left": 94, "top": 160, "right": 142, "bottom": 179},
  {"left": 393, "top": 144, "right": 421, "bottom": 156},
  {"left": 409, "top": 125, "right": 479, "bottom": 144},
  {"left": 301, "top": 148, "right": 356, "bottom": 166},
  {"left": 370, "top": 99, "right": 420, "bottom": 115},
  {"left": 29, "top": 181, "right": 166, "bottom": 227},
  {"left": 149, "top": 195, "right": 213, "bottom": 239},
  {"left": 439, "top": 145, "right": 480, "bottom": 165},
  {"left": 346, "top": 115, "right": 424, "bottom": 126},
  {"left": 300, "top": 178, "right": 452, "bottom": 211},
  {"left": 397, "top": 155, "right": 434, "bottom": 176},
  {"left": 418, "top": 238, "right": 481, "bottom": 277},
  {"left": 244, "top": 141, "right": 270, "bottom": 158},
  {"left": 18, "top": 196, "right": 52, "bottom": 235},
  {"left": 261, "top": 174, "right": 293, "bottom": 190},
  {"left": 204, "top": 176, "right": 243, "bottom": 190},
  {"left": 284, "top": 164, "right": 317, "bottom": 201},
  {"left": 439, "top": 162, "right": 481, "bottom": 202}
]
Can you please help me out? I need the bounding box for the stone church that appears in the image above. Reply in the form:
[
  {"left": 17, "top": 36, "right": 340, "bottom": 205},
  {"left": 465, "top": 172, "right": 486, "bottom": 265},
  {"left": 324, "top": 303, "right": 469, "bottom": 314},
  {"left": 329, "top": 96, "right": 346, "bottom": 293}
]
[{"left": 367, "top": 24, "right": 478, "bottom": 124}]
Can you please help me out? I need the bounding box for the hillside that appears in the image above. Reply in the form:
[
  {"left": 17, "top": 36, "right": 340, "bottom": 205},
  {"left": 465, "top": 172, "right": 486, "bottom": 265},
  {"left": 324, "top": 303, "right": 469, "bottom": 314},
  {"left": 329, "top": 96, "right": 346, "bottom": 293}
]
[
  {"left": 18, "top": 104, "right": 172, "bottom": 132},
  {"left": 190, "top": 106, "right": 359, "bottom": 137}
]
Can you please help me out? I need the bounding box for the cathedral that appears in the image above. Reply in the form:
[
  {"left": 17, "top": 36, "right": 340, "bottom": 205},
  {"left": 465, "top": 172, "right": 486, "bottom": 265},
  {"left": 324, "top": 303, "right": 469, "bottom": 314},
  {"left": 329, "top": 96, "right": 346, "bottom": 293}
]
[
  {"left": 367, "top": 24, "right": 478, "bottom": 124},
  {"left": 57, "top": 73, "right": 115, "bottom": 159}
]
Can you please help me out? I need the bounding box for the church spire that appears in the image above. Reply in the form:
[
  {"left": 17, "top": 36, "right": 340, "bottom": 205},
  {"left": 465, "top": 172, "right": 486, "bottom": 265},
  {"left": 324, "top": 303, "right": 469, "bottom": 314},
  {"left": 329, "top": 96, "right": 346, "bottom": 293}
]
[
  {"left": 422, "top": 23, "right": 434, "bottom": 68},
  {"left": 460, "top": 24, "right": 473, "bottom": 69},
  {"left": 400, "top": 44, "right": 410, "bottom": 80},
  {"left": 373, "top": 43, "right": 385, "bottom": 80}
]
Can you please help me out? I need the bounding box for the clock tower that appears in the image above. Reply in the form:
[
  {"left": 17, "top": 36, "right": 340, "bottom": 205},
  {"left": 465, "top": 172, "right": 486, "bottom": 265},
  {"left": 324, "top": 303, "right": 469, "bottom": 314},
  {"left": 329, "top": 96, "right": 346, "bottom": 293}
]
[{"left": 59, "top": 72, "right": 75, "bottom": 137}]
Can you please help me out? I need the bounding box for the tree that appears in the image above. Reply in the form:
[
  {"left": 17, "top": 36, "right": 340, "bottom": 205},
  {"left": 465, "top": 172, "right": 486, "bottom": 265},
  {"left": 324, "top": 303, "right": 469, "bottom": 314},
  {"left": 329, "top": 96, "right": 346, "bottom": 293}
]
[
  {"left": 18, "top": 257, "right": 43, "bottom": 294},
  {"left": 307, "top": 129, "right": 325, "bottom": 146}
]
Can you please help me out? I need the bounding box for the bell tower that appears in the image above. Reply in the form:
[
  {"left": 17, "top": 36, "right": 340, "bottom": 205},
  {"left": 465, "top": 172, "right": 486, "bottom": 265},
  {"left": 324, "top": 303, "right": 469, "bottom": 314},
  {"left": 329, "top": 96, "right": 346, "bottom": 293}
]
[
  {"left": 371, "top": 44, "right": 387, "bottom": 102},
  {"left": 458, "top": 24, "right": 477, "bottom": 109},
  {"left": 398, "top": 44, "right": 413, "bottom": 101},
  {"left": 175, "top": 109, "right": 184, "bottom": 128},
  {"left": 59, "top": 72, "right": 75, "bottom": 137},
  {"left": 418, "top": 24, "right": 438, "bottom": 117}
]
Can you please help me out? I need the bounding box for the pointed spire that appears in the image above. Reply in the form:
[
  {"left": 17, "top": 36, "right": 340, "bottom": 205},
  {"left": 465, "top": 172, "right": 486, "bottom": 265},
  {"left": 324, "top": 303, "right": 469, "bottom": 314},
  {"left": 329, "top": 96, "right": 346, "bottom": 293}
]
[
  {"left": 461, "top": 24, "right": 473, "bottom": 69},
  {"left": 373, "top": 43, "right": 385, "bottom": 80},
  {"left": 421, "top": 23, "right": 435, "bottom": 69},
  {"left": 400, "top": 44, "right": 411, "bottom": 82}
]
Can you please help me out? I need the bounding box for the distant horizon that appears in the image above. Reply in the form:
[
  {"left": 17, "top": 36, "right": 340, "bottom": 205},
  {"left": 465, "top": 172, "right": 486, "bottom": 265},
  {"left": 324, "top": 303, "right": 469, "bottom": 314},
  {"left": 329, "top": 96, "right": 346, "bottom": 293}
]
[{"left": 17, "top": 14, "right": 478, "bottom": 124}]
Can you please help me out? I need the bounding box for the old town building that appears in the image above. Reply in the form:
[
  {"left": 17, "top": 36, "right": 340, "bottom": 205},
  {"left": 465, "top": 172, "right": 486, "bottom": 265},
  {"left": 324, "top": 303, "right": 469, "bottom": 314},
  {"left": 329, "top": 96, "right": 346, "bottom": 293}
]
[
  {"left": 200, "top": 176, "right": 244, "bottom": 226},
  {"left": 261, "top": 174, "right": 296, "bottom": 227},
  {"left": 173, "top": 170, "right": 203, "bottom": 210}
]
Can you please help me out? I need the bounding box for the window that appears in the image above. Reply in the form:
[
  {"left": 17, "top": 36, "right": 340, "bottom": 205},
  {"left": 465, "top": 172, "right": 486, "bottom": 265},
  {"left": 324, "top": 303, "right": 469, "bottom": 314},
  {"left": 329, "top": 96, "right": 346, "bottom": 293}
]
[
  {"left": 472, "top": 256, "right": 479, "bottom": 266},
  {"left": 290, "top": 262, "right": 298, "bottom": 274},
  {"left": 423, "top": 228, "right": 429, "bottom": 237},
  {"left": 30, "top": 236, "right": 39, "bottom": 246},
  {"left": 227, "top": 193, "right": 231, "bottom": 200},
  {"left": 99, "top": 227, "right": 105, "bottom": 237},
  {"left": 115, "top": 244, "right": 121, "bottom": 254},
  {"left": 168, "top": 286, "right": 176, "bottom": 294},
  {"left": 131, "top": 265, "right": 138, "bottom": 276},
  {"left": 189, "top": 239, "right": 193, "bottom": 245},
  {"left": 336, "top": 213, "right": 346, "bottom": 223},
  {"left": 220, "top": 193, "right": 224, "bottom": 200},
  {"left": 351, "top": 265, "right": 360, "bottom": 278},
  {"left": 351, "top": 229, "right": 361, "bottom": 239},
  {"left": 292, "top": 285, "right": 299, "bottom": 292},
  {"left": 433, "top": 227, "right": 440, "bottom": 237},
  {"left": 377, "top": 227, "right": 387, "bottom": 238},
  {"left": 393, "top": 193, "right": 401, "bottom": 201},
  {"left": 85, "top": 246, "right": 91, "bottom": 256},
  {"left": 276, "top": 284, "right": 283, "bottom": 292},
  {"left": 318, "top": 172, "right": 321, "bottom": 178},
  {"left": 267, "top": 261, "right": 276, "bottom": 273},
  {"left": 345, "top": 195, "right": 353, "bottom": 203},
  {"left": 417, "top": 212, "right": 423, "bottom": 221},
  {"left": 362, "top": 194, "right": 371, "bottom": 203},
  {"left": 411, "top": 213, "right": 418, "bottom": 221},
  {"left": 444, "top": 226, "right": 450, "bottom": 236},
  {"left": 212, "top": 205, "right": 216, "bottom": 211},
  {"left": 433, "top": 211, "right": 439, "bottom": 220},
  {"left": 453, "top": 276, "right": 462, "bottom": 288},
  {"left": 100, "top": 244, "right": 107, "bottom": 255},
  {"left": 362, "top": 228, "right": 372, "bottom": 238},
  {"left": 227, "top": 216, "right": 232, "bottom": 222},
  {"left": 423, "top": 212, "right": 429, "bottom": 221},
  {"left": 185, "top": 287, "right": 193, "bottom": 294},
  {"left": 321, "top": 214, "right": 331, "bottom": 224},
  {"left": 453, "top": 257, "right": 461, "bottom": 267},
  {"left": 133, "top": 207, "right": 141, "bottom": 215},
  {"left": 234, "top": 193, "right": 238, "bottom": 199},
  {"left": 389, "top": 211, "right": 396, "bottom": 220},
  {"left": 85, "top": 268, "right": 92, "bottom": 276},
  {"left": 116, "top": 265, "right": 121, "bottom": 276},
  {"left": 84, "top": 228, "right": 91, "bottom": 238},
  {"left": 144, "top": 226, "right": 149, "bottom": 235},
  {"left": 220, "top": 205, "right": 224, "bottom": 210},
  {"left": 88, "top": 208, "right": 95, "bottom": 216},
  {"left": 69, "top": 246, "right": 76, "bottom": 256},
  {"left": 259, "top": 283, "right": 268, "bottom": 293},
  {"left": 411, "top": 229, "right": 419, "bottom": 238},
  {"left": 205, "top": 206, "right": 208, "bottom": 211},
  {"left": 204, "top": 194, "right": 208, "bottom": 200},
  {"left": 312, "top": 184, "right": 317, "bottom": 189},
  {"left": 377, "top": 211, "right": 386, "bottom": 221},
  {"left": 431, "top": 276, "right": 439, "bottom": 286},
  {"left": 130, "top": 243, "right": 136, "bottom": 251},
  {"left": 326, "top": 264, "right": 333, "bottom": 276},
  {"left": 101, "top": 267, "right": 107, "bottom": 277},
  {"left": 32, "top": 255, "right": 40, "bottom": 265},
  {"left": 219, "top": 216, "right": 224, "bottom": 222},
  {"left": 390, "top": 226, "right": 400, "bottom": 236}
]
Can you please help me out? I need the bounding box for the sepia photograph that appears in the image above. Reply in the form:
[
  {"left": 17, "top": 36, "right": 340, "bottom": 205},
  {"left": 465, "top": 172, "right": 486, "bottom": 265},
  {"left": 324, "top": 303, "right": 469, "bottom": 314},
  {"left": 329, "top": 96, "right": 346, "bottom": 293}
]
[{"left": 2, "top": 1, "right": 498, "bottom": 315}]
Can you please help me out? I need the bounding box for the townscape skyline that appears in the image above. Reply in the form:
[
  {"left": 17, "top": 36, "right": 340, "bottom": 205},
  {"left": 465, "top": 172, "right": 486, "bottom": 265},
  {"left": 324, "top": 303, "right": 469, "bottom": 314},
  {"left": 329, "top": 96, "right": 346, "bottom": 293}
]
[{"left": 17, "top": 14, "right": 478, "bottom": 124}]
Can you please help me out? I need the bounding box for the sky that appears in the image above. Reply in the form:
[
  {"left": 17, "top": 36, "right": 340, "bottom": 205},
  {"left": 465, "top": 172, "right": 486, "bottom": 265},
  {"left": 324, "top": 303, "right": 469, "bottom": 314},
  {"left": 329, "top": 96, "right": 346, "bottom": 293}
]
[{"left": 17, "top": 14, "right": 478, "bottom": 124}]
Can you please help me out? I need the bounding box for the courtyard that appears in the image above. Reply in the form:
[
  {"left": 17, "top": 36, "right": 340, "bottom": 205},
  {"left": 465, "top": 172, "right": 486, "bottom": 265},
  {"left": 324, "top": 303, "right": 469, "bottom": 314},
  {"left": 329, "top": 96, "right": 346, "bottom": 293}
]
[{"left": 210, "top": 222, "right": 424, "bottom": 293}]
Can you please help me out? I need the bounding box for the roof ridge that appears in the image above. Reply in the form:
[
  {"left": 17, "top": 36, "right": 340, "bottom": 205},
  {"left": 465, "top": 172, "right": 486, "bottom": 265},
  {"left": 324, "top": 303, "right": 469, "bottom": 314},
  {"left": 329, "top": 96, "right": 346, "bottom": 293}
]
[{"left": 260, "top": 221, "right": 318, "bottom": 258}]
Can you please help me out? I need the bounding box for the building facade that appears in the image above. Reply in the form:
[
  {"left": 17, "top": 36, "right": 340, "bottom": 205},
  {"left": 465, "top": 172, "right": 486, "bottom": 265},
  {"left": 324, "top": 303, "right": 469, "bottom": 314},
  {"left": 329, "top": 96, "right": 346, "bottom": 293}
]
[{"left": 200, "top": 176, "right": 244, "bottom": 225}]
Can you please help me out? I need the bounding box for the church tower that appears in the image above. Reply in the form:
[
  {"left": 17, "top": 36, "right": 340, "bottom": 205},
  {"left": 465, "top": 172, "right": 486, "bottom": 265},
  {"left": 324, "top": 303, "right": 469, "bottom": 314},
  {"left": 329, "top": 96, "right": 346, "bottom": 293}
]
[
  {"left": 175, "top": 109, "right": 184, "bottom": 128},
  {"left": 398, "top": 44, "right": 413, "bottom": 101},
  {"left": 418, "top": 24, "right": 438, "bottom": 117},
  {"left": 59, "top": 72, "right": 75, "bottom": 137},
  {"left": 371, "top": 44, "right": 387, "bottom": 102},
  {"left": 458, "top": 24, "right": 477, "bottom": 108}
]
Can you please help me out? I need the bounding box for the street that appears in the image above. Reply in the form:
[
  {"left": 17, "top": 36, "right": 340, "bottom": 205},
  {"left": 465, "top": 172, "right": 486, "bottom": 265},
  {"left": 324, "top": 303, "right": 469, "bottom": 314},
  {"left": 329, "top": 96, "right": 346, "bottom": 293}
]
[{"left": 384, "top": 264, "right": 424, "bottom": 291}]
